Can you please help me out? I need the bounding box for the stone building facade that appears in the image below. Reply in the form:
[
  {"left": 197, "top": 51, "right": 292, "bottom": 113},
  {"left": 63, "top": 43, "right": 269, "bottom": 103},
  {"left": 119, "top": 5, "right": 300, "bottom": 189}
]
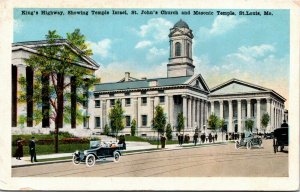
[
  {"left": 11, "top": 20, "right": 287, "bottom": 137},
  {"left": 11, "top": 40, "right": 99, "bottom": 136}
]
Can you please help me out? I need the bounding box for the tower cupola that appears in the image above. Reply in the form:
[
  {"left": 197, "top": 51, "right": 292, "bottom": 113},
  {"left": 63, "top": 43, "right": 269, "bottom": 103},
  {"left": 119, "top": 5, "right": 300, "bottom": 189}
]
[{"left": 167, "top": 19, "right": 194, "bottom": 77}]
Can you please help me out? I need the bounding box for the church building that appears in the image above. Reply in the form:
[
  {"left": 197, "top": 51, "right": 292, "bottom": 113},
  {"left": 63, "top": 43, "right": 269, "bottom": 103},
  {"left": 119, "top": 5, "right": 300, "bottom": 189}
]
[
  {"left": 92, "top": 19, "right": 286, "bottom": 137},
  {"left": 11, "top": 20, "right": 287, "bottom": 137}
]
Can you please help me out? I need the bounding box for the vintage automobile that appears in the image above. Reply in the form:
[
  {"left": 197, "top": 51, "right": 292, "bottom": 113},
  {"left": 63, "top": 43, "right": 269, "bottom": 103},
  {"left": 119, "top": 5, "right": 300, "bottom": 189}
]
[
  {"left": 273, "top": 127, "right": 288, "bottom": 153},
  {"left": 235, "top": 133, "right": 262, "bottom": 149},
  {"left": 73, "top": 140, "right": 125, "bottom": 167}
]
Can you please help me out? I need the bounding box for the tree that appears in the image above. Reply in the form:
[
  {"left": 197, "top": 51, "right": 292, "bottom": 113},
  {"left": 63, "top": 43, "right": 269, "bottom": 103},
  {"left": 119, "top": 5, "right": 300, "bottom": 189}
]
[
  {"left": 109, "top": 99, "right": 125, "bottom": 141},
  {"left": 19, "top": 29, "right": 99, "bottom": 153},
  {"left": 261, "top": 113, "right": 270, "bottom": 133},
  {"left": 208, "top": 113, "right": 219, "bottom": 133},
  {"left": 152, "top": 105, "right": 167, "bottom": 148},
  {"left": 166, "top": 123, "right": 172, "bottom": 140},
  {"left": 131, "top": 119, "right": 137, "bottom": 136},
  {"left": 103, "top": 124, "right": 110, "bottom": 135},
  {"left": 219, "top": 118, "right": 225, "bottom": 141},
  {"left": 176, "top": 112, "right": 185, "bottom": 134},
  {"left": 245, "top": 119, "right": 254, "bottom": 132}
]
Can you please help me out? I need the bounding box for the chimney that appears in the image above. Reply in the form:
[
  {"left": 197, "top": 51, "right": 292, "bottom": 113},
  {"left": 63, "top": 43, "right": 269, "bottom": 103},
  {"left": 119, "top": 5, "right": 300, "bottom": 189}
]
[
  {"left": 149, "top": 80, "right": 158, "bottom": 87},
  {"left": 125, "top": 72, "right": 130, "bottom": 81}
]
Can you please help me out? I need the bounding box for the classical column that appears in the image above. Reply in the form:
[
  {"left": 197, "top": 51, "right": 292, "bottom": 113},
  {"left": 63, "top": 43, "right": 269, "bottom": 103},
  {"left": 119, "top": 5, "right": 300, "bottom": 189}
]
[
  {"left": 188, "top": 96, "right": 192, "bottom": 129},
  {"left": 205, "top": 101, "right": 208, "bottom": 128},
  {"left": 106, "top": 99, "right": 110, "bottom": 127},
  {"left": 266, "top": 98, "right": 271, "bottom": 131},
  {"left": 101, "top": 99, "right": 106, "bottom": 128},
  {"left": 237, "top": 99, "right": 242, "bottom": 132},
  {"left": 200, "top": 99, "right": 203, "bottom": 131},
  {"left": 197, "top": 99, "right": 200, "bottom": 129},
  {"left": 149, "top": 97, "right": 155, "bottom": 128},
  {"left": 256, "top": 99, "right": 261, "bottom": 132},
  {"left": 137, "top": 97, "right": 142, "bottom": 127},
  {"left": 182, "top": 95, "right": 188, "bottom": 130},
  {"left": 247, "top": 99, "right": 251, "bottom": 118},
  {"left": 219, "top": 100, "right": 224, "bottom": 120},
  {"left": 168, "top": 95, "right": 174, "bottom": 126},
  {"left": 211, "top": 100, "right": 215, "bottom": 115},
  {"left": 228, "top": 100, "right": 233, "bottom": 133},
  {"left": 133, "top": 97, "right": 138, "bottom": 134}
]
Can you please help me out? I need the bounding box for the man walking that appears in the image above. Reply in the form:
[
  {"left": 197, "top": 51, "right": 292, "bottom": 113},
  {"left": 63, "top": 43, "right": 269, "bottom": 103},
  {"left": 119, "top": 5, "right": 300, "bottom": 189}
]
[{"left": 29, "top": 137, "right": 38, "bottom": 163}]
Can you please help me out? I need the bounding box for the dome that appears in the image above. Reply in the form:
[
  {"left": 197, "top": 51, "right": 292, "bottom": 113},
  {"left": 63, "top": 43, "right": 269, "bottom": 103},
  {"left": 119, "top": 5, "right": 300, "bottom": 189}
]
[{"left": 174, "top": 19, "right": 189, "bottom": 29}]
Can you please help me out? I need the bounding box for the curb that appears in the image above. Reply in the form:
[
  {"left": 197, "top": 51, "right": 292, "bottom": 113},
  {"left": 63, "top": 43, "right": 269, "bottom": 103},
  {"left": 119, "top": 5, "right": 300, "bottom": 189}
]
[{"left": 12, "top": 142, "right": 227, "bottom": 168}]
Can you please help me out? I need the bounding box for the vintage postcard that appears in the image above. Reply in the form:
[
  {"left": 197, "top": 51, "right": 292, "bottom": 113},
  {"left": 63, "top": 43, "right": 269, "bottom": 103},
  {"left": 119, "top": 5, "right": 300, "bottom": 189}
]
[{"left": 0, "top": 0, "right": 299, "bottom": 191}]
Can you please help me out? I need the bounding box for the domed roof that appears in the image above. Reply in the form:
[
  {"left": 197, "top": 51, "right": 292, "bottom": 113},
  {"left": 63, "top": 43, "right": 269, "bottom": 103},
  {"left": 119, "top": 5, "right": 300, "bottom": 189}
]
[{"left": 174, "top": 19, "right": 189, "bottom": 29}]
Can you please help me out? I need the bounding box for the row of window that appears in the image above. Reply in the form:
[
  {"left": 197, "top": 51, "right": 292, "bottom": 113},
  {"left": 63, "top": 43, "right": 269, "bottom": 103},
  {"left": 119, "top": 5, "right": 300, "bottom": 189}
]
[
  {"left": 92, "top": 115, "right": 148, "bottom": 128},
  {"left": 94, "top": 90, "right": 165, "bottom": 98},
  {"left": 95, "top": 96, "right": 165, "bottom": 108}
]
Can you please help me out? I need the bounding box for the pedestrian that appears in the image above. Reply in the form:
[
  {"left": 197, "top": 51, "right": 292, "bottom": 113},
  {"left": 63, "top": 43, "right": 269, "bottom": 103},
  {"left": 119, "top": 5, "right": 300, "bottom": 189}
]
[
  {"left": 208, "top": 133, "right": 212, "bottom": 143},
  {"left": 201, "top": 133, "right": 205, "bottom": 144},
  {"left": 193, "top": 133, "right": 198, "bottom": 146},
  {"left": 29, "top": 137, "right": 38, "bottom": 163},
  {"left": 205, "top": 135, "right": 208, "bottom": 143},
  {"left": 177, "top": 134, "right": 181, "bottom": 146},
  {"left": 281, "top": 120, "right": 289, "bottom": 128},
  {"left": 14, "top": 138, "right": 23, "bottom": 160},
  {"left": 180, "top": 134, "right": 184, "bottom": 146},
  {"left": 161, "top": 135, "right": 166, "bottom": 148},
  {"left": 214, "top": 133, "right": 218, "bottom": 141}
]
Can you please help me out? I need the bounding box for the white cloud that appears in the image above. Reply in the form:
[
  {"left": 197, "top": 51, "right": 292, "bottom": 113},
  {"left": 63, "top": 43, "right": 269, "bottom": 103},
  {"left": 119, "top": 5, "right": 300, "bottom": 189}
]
[
  {"left": 88, "top": 39, "right": 112, "bottom": 58},
  {"left": 136, "top": 18, "right": 173, "bottom": 41},
  {"left": 14, "top": 19, "right": 24, "bottom": 33},
  {"left": 148, "top": 47, "right": 168, "bottom": 56},
  {"left": 200, "top": 16, "right": 246, "bottom": 37},
  {"left": 225, "top": 44, "right": 276, "bottom": 66},
  {"left": 135, "top": 40, "right": 152, "bottom": 49}
]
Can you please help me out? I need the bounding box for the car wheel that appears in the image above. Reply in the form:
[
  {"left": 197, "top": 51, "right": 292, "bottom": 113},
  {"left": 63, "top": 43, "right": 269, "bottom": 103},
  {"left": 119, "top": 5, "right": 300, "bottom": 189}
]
[
  {"left": 246, "top": 142, "right": 252, "bottom": 150},
  {"left": 86, "top": 154, "right": 96, "bottom": 167},
  {"left": 72, "top": 155, "right": 80, "bottom": 165},
  {"left": 235, "top": 141, "right": 240, "bottom": 150},
  {"left": 114, "top": 152, "right": 120, "bottom": 162}
]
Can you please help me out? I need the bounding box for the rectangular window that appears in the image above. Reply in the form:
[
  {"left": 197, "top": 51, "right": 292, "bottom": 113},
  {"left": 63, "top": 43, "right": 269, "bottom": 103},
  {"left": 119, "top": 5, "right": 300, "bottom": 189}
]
[
  {"left": 125, "top": 92, "right": 130, "bottom": 96},
  {"left": 125, "top": 98, "right": 131, "bottom": 106},
  {"left": 142, "top": 115, "right": 147, "bottom": 126},
  {"left": 159, "top": 96, "right": 165, "bottom": 104},
  {"left": 83, "top": 117, "right": 87, "bottom": 128},
  {"left": 109, "top": 93, "right": 114, "bottom": 97},
  {"left": 95, "top": 100, "right": 101, "bottom": 108},
  {"left": 110, "top": 99, "right": 115, "bottom": 107},
  {"left": 125, "top": 116, "right": 131, "bottom": 127},
  {"left": 95, "top": 117, "right": 101, "bottom": 128},
  {"left": 158, "top": 90, "right": 164, "bottom": 94},
  {"left": 141, "top": 97, "right": 147, "bottom": 105},
  {"left": 141, "top": 90, "right": 147, "bottom": 95},
  {"left": 94, "top": 94, "right": 99, "bottom": 98}
]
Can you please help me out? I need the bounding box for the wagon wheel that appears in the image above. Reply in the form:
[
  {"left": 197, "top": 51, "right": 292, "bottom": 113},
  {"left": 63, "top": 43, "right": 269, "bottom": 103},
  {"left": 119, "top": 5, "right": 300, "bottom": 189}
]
[
  {"left": 86, "top": 154, "right": 96, "bottom": 167},
  {"left": 72, "top": 155, "right": 80, "bottom": 165},
  {"left": 235, "top": 141, "right": 240, "bottom": 150},
  {"left": 246, "top": 141, "right": 252, "bottom": 150},
  {"left": 114, "top": 152, "right": 120, "bottom": 162}
]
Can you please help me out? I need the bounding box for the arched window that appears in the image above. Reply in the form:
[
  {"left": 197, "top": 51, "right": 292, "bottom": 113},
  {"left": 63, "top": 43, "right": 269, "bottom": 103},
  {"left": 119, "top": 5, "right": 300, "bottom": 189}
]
[
  {"left": 187, "top": 43, "right": 190, "bottom": 57},
  {"left": 175, "top": 42, "right": 181, "bottom": 56}
]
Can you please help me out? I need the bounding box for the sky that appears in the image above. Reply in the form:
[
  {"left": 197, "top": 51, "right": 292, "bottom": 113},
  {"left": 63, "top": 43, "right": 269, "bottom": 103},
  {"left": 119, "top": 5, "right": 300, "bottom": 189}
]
[{"left": 14, "top": 8, "right": 290, "bottom": 107}]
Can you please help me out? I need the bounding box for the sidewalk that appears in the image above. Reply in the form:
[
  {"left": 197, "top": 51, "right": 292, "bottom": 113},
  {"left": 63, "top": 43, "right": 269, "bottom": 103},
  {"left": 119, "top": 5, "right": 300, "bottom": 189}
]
[{"left": 12, "top": 141, "right": 227, "bottom": 168}]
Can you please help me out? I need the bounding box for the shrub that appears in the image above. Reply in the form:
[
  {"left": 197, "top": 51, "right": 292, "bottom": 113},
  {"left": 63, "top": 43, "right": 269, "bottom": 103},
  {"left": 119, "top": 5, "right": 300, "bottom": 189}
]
[
  {"left": 166, "top": 123, "right": 172, "bottom": 140},
  {"left": 103, "top": 124, "right": 110, "bottom": 135}
]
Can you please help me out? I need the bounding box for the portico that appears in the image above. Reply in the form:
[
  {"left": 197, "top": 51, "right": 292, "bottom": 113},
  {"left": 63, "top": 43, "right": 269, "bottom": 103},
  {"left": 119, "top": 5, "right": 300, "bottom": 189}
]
[{"left": 208, "top": 79, "right": 286, "bottom": 133}]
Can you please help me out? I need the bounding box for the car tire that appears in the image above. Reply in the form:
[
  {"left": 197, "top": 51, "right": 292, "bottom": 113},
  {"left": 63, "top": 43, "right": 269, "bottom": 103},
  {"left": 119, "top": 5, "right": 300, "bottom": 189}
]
[
  {"left": 235, "top": 141, "right": 240, "bottom": 150},
  {"left": 114, "top": 152, "right": 120, "bottom": 162},
  {"left": 246, "top": 141, "right": 252, "bottom": 150},
  {"left": 86, "top": 154, "right": 96, "bottom": 167},
  {"left": 72, "top": 155, "right": 80, "bottom": 165}
]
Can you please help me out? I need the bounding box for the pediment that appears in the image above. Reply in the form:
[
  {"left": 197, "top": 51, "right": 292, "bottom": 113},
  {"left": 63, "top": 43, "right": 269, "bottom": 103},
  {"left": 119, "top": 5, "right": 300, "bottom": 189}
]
[
  {"left": 210, "top": 79, "right": 270, "bottom": 95},
  {"left": 169, "top": 28, "right": 193, "bottom": 38},
  {"left": 187, "top": 74, "right": 210, "bottom": 92}
]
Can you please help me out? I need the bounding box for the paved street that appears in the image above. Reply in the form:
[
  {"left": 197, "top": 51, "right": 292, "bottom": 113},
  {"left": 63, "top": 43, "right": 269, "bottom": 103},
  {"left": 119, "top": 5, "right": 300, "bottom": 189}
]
[{"left": 12, "top": 140, "right": 288, "bottom": 177}]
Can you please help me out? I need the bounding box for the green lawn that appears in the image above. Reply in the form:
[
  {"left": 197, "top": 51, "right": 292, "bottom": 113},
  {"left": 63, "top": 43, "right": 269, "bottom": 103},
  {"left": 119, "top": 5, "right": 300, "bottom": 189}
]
[{"left": 12, "top": 143, "right": 90, "bottom": 157}]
